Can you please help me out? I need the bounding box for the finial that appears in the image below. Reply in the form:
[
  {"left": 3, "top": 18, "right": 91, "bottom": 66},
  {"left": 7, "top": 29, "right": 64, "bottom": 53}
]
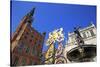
[{"left": 43, "top": 32, "right": 46, "bottom": 35}]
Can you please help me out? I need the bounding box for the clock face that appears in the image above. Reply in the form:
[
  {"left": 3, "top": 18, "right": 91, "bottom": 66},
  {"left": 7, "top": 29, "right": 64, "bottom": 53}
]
[{"left": 55, "top": 56, "right": 67, "bottom": 64}]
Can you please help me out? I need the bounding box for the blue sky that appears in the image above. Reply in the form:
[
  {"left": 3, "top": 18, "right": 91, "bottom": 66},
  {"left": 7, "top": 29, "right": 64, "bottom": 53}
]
[{"left": 11, "top": 1, "right": 96, "bottom": 52}]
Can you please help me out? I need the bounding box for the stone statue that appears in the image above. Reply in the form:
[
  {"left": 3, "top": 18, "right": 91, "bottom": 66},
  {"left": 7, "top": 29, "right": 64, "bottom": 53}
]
[{"left": 74, "top": 27, "right": 84, "bottom": 45}]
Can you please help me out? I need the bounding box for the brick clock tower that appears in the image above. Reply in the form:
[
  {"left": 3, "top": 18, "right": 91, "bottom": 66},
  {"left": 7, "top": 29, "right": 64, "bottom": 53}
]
[{"left": 11, "top": 8, "right": 46, "bottom": 66}]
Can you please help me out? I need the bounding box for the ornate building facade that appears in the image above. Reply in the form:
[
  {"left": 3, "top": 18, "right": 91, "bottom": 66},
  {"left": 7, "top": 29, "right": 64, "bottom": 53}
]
[
  {"left": 44, "top": 42, "right": 67, "bottom": 64},
  {"left": 64, "top": 23, "right": 96, "bottom": 63},
  {"left": 44, "top": 28, "right": 67, "bottom": 64},
  {"left": 44, "top": 44, "right": 54, "bottom": 64},
  {"left": 55, "top": 42, "right": 67, "bottom": 64},
  {"left": 44, "top": 23, "right": 96, "bottom": 64},
  {"left": 11, "top": 8, "right": 46, "bottom": 66}
]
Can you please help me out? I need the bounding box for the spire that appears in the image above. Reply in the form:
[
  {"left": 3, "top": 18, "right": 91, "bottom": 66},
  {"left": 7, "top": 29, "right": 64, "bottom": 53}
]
[
  {"left": 25, "top": 7, "right": 35, "bottom": 24},
  {"left": 27, "top": 7, "right": 35, "bottom": 17}
]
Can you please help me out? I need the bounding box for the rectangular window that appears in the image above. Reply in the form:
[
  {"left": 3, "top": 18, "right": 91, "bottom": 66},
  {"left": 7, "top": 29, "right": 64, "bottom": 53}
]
[
  {"left": 25, "top": 46, "right": 30, "bottom": 54},
  {"left": 18, "top": 47, "right": 22, "bottom": 53},
  {"left": 30, "top": 39, "right": 32, "bottom": 42},
  {"left": 82, "top": 32, "right": 87, "bottom": 38},
  {"left": 39, "top": 39, "right": 42, "bottom": 44},
  {"left": 32, "top": 47, "right": 35, "bottom": 55},
  {"left": 26, "top": 32, "right": 29, "bottom": 35},
  {"left": 86, "top": 32, "right": 89, "bottom": 37},
  {"left": 31, "top": 35, "right": 34, "bottom": 38},
  {"left": 29, "top": 60, "right": 35, "bottom": 65},
  {"left": 24, "top": 35, "right": 27, "bottom": 39},
  {"left": 32, "top": 46, "right": 37, "bottom": 56},
  {"left": 21, "top": 58, "right": 26, "bottom": 66},
  {"left": 90, "top": 30, "right": 95, "bottom": 36},
  {"left": 18, "top": 42, "right": 24, "bottom": 53},
  {"left": 12, "top": 56, "right": 19, "bottom": 66}
]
